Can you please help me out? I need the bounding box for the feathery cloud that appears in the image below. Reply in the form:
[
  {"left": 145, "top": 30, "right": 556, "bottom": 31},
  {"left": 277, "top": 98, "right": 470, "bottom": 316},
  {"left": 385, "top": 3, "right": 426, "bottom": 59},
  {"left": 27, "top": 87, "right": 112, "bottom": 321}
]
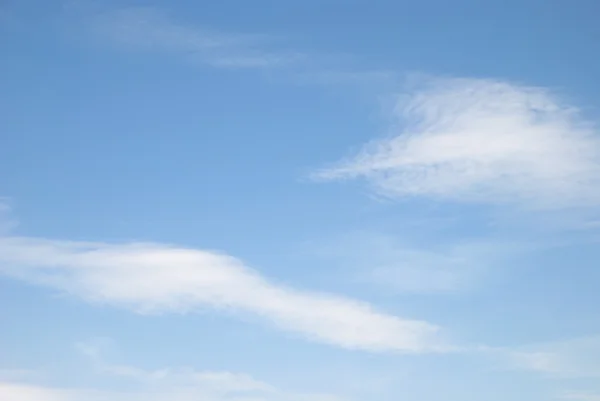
[
  {"left": 315, "top": 77, "right": 600, "bottom": 208},
  {"left": 314, "top": 232, "right": 523, "bottom": 294},
  {"left": 0, "top": 344, "right": 344, "bottom": 401},
  {"left": 561, "top": 393, "right": 600, "bottom": 401},
  {"left": 508, "top": 336, "right": 600, "bottom": 378},
  {"left": 0, "top": 236, "right": 449, "bottom": 353},
  {"left": 0, "top": 198, "right": 17, "bottom": 234},
  {"left": 0, "top": 378, "right": 342, "bottom": 401},
  {"left": 0, "top": 383, "right": 69, "bottom": 401},
  {"left": 89, "top": 6, "right": 303, "bottom": 69}
]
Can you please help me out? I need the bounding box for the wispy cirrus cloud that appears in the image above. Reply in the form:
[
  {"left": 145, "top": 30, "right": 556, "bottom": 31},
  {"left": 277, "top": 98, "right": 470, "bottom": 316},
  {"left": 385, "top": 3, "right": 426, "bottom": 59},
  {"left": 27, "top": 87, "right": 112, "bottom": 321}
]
[
  {"left": 0, "top": 341, "right": 345, "bottom": 401},
  {"left": 0, "top": 383, "right": 68, "bottom": 401},
  {"left": 0, "top": 198, "right": 18, "bottom": 234},
  {"left": 510, "top": 336, "right": 600, "bottom": 379},
  {"left": 73, "top": 5, "right": 394, "bottom": 88},
  {"left": 493, "top": 336, "right": 600, "bottom": 381},
  {"left": 314, "top": 76, "right": 600, "bottom": 209},
  {"left": 88, "top": 6, "right": 304, "bottom": 69},
  {"left": 476, "top": 336, "right": 600, "bottom": 400},
  {"left": 0, "top": 376, "right": 342, "bottom": 401},
  {"left": 560, "top": 393, "right": 600, "bottom": 401},
  {"left": 311, "top": 231, "right": 524, "bottom": 294},
  {"left": 0, "top": 235, "right": 450, "bottom": 353}
]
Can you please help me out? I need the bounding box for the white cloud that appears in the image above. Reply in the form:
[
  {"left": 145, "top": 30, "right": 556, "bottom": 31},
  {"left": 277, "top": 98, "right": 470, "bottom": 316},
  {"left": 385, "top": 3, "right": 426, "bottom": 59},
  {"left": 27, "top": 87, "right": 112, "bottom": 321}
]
[
  {"left": 315, "top": 76, "right": 600, "bottom": 208},
  {"left": 75, "top": 338, "right": 277, "bottom": 394},
  {"left": 366, "top": 245, "right": 495, "bottom": 293},
  {"left": 80, "top": 5, "right": 395, "bottom": 88},
  {"left": 0, "top": 198, "right": 18, "bottom": 234},
  {"left": 507, "top": 336, "right": 600, "bottom": 378},
  {"left": 65, "top": 5, "right": 402, "bottom": 92},
  {"left": 293, "top": 69, "right": 396, "bottom": 89},
  {"left": 0, "top": 383, "right": 70, "bottom": 401},
  {"left": 0, "top": 359, "right": 343, "bottom": 401},
  {"left": 560, "top": 393, "right": 600, "bottom": 401},
  {"left": 0, "top": 236, "right": 449, "bottom": 353},
  {"left": 0, "top": 380, "right": 342, "bottom": 401},
  {"left": 0, "top": 341, "right": 345, "bottom": 401},
  {"left": 90, "top": 6, "right": 303, "bottom": 69},
  {"left": 315, "top": 232, "right": 523, "bottom": 294}
]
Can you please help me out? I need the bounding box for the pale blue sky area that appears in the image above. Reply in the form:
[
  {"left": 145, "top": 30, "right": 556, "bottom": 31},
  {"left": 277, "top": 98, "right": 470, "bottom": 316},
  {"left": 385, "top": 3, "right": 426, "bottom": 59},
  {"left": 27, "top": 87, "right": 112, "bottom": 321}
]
[{"left": 1, "top": 1, "right": 600, "bottom": 401}]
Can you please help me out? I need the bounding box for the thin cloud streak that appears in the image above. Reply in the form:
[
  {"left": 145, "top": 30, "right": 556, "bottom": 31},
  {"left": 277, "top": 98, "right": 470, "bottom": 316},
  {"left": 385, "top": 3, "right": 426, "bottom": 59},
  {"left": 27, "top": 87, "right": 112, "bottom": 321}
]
[
  {"left": 0, "top": 345, "right": 345, "bottom": 401},
  {"left": 0, "top": 236, "right": 450, "bottom": 353},
  {"left": 560, "top": 393, "right": 600, "bottom": 401},
  {"left": 313, "top": 231, "right": 525, "bottom": 294},
  {"left": 89, "top": 6, "right": 305, "bottom": 69},
  {"left": 507, "top": 336, "right": 600, "bottom": 379},
  {"left": 72, "top": 339, "right": 343, "bottom": 401},
  {"left": 315, "top": 77, "right": 600, "bottom": 209},
  {"left": 0, "top": 199, "right": 18, "bottom": 234},
  {"left": 0, "top": 383, "right": 70, "bottom": 401},
  {"left": 81, "top": 5, "right": 392, "bottom": 88}
]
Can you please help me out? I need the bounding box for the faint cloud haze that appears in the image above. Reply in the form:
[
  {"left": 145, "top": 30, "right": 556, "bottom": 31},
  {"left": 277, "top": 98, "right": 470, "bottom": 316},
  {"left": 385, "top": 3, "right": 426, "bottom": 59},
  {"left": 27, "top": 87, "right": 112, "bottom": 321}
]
[{"left": 88, "top": 6, "right": 304, "bottom": 69}]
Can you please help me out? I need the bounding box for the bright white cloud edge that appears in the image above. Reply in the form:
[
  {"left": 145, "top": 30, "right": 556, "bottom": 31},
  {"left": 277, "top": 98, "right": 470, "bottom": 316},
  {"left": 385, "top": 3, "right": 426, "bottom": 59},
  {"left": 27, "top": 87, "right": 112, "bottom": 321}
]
[
  {"left": 315, "top": 76, "right": 600, "bottom": 209},
  {"left": 0, "top": 235, "right": 449, "bottom": 353}
]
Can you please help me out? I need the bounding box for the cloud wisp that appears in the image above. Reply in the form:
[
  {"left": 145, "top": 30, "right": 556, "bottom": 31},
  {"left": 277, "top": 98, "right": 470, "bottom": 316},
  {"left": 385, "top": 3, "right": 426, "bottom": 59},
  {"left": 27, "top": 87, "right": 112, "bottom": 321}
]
[
  {"left": 0, "top": 198, "right": 18, "bottom": 234},
  {"left": 0, "top": 236, "right": 449, "bottom": 353},
  {"left": 314, "top": 232, "right": 524, "bottom": 294},
  {"left": 0, "top": 375, "right": 341, "bottom": 401},
  {"left": 315, "top": 77, "right": 600, "bottom": 209},
  {"left": 88, "top": 6, "right": 303, "bottom": 70},
  {"left": 76, "top": 5, "right": 395, "bottom": 89},
  {"left": 0, "top": 342, "right": 344, "bottom": 401},
  {"left": 507, "top": 336, "right": 600, "bottom": 379},
  {"left": 560, "top": 393, "right": 600, "bottom": 401}
]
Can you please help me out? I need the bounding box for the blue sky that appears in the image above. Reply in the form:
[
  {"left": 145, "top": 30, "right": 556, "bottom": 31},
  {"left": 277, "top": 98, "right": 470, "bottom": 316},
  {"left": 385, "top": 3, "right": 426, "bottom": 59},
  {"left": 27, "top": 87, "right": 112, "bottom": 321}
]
[{"left": 1, "top": 1, "right": 600, "bottom": 400}]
